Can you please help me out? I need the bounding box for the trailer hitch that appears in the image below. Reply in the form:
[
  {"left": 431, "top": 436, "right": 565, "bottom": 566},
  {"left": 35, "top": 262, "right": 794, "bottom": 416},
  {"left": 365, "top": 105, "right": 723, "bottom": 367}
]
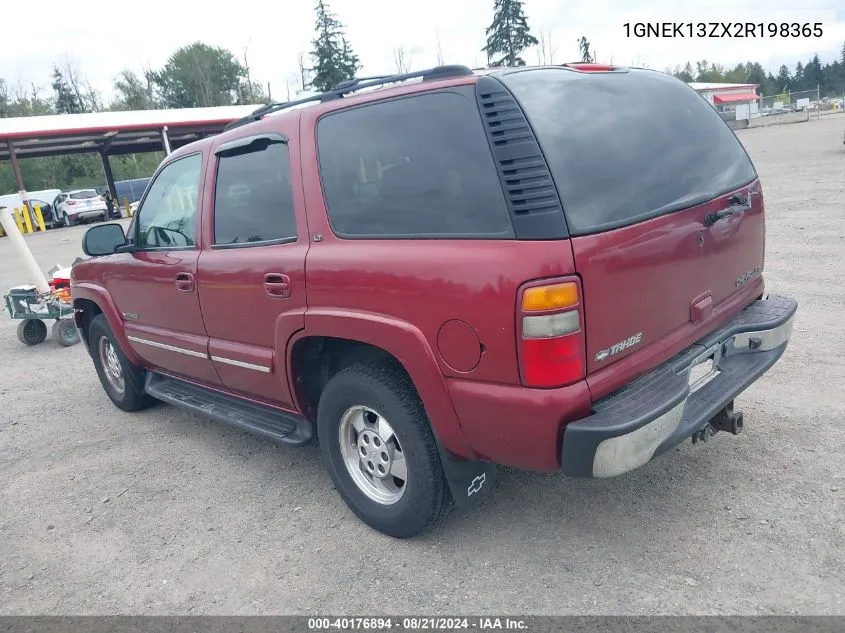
[
  {"left": 710, "top": 400, "right": 744, "bottom": 436},
  {"left": 692, "top": 401, "right": 744, "bottom": 444}
]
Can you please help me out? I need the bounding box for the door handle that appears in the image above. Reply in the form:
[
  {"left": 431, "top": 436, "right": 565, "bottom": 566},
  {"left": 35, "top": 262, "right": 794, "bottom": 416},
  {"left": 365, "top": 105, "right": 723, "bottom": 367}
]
[
  {"left": 705, "top": 191, "right": 757, "bottom": 227},
  {"left": 689, "top": 292, "right": 713, "bottom": 322},
  {"left": 264, "top": 273, "right": 291, "bottom": 298},
  {"left": 175, "top": 272, "right": 195, "bottom": 293}
]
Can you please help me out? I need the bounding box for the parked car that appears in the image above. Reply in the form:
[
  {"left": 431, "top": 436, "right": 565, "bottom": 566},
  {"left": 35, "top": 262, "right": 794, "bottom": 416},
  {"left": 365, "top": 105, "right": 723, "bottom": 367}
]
[
  {"left": 29, "top": 197, "right": 59, "bottom": 226},
  {"left": 55, "top": 189, "right": 108, "bottom": 226},
  {"left": 96, "top": 178, "right": 152, "bottom": 218},
  {"left": 71, "top": 64, "right": 797, "bottom": 538},
  {"left": 0, "top": 189, "right": 63, "bottom": 228}
]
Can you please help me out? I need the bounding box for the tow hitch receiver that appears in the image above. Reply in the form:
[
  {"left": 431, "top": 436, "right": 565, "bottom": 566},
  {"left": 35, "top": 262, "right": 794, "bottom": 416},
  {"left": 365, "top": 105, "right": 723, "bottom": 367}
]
[{"left": 692, "top": 400, "right": 744, "bottom": 444}]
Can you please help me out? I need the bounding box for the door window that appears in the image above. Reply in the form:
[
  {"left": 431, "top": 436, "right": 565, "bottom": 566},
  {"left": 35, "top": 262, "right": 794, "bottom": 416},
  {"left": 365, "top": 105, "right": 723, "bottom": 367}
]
[
  {"left": 212, "top": 137, "right": 297, "bottom": 247},
  {"left": 135, "top": 153, "right": 203, "bottom": 249}
]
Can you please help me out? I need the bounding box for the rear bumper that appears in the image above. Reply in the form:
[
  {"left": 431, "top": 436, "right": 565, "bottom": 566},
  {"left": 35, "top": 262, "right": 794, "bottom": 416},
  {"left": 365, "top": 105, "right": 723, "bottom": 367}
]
[
  {"left": 70, "top": 210, "right": 106, "bottom": 219},
  {"left": 560, "top": 294, "right": 797, "bottom": 477}
]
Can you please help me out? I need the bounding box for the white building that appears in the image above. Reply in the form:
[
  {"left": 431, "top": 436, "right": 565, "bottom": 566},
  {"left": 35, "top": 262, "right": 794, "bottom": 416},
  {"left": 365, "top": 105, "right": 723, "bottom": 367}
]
[{"left": 688, "top": 82, "right": 760, "bottom": 121}]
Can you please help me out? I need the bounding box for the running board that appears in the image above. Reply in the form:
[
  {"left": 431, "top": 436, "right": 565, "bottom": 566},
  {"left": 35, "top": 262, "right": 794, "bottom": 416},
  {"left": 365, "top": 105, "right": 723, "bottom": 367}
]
[{"left": 144, "top": 372, "right": 313, "bottom": 446}]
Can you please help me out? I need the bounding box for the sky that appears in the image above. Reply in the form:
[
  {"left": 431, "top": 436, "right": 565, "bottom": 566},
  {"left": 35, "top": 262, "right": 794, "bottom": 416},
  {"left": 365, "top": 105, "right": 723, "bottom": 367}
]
[{"left": 3, "top": 0, "right": 845, "bottom": 103}]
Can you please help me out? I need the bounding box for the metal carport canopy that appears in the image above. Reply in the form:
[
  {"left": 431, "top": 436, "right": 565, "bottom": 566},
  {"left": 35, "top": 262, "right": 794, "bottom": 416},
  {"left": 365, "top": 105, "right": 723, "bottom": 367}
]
[{"left": 0, "top": 105, "right": 261, "bottom": 161}]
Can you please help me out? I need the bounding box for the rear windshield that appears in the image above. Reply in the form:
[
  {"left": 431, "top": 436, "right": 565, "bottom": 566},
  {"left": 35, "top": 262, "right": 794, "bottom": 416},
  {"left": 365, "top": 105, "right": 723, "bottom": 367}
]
[
  {"left": 70, "top": 190, "right": 98, "bottom": 200},
  {"left": 500, "top": 68, "right": 758, "bottom": 236}
]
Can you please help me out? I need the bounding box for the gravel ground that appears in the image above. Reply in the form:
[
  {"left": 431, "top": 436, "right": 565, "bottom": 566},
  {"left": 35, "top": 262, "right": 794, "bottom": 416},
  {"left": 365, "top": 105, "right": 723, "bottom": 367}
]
[{"left": 0, "top": 115, "right": 843, "bottom": 616}]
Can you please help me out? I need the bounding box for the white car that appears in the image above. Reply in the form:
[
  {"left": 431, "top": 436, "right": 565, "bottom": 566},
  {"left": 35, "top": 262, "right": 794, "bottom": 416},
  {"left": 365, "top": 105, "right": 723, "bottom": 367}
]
[{"left": 55, "top": 189, "right": 108, "bottom": 227}]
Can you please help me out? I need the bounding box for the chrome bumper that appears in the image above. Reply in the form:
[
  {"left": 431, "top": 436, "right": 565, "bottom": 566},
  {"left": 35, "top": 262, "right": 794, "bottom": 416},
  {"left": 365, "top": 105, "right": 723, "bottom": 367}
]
[{"left": 560, "top": 294, "right": 798, "bottom": 478}]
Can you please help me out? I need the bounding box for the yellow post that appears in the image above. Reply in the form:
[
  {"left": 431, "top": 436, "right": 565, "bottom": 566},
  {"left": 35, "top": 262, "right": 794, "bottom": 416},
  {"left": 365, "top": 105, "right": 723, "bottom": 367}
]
[
  {"left": 33, "top": 205, "right": 46, "bottom": 231},
  {"left": 13, "top": 208, "right": 25, "bottom": 233},
  {"left": 21, "top": 206, "right": 33, "bottom": 233},
  {"left": 124, "top": 198, "right": 131, "bottom": 217}
]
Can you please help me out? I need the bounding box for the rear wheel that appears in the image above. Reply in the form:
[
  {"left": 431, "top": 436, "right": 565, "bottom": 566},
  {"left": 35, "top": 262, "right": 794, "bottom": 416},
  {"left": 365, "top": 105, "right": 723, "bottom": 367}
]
[
  {"left": 53, "top": 319, "right": 80, "bottom": 347},
  {"left": 63, "top": 212, "right": 74, "bottom": 227},
  {"left": 17, "top": 319, "right": 47, "bottom": 346},
  {"left": 317, "top": 361, "right": 453, "bottom": 538},
  {"left": 89, "top": 314, "right": 155, "bottom": 411}
]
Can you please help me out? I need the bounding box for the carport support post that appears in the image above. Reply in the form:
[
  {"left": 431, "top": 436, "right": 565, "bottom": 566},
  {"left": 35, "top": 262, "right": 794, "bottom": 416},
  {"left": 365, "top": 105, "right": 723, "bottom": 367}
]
[
  {"left": 99, "top": 151, "right": 117, "bottom": 200},
  {"left": 161, "top": 126, "right": 172, "bottom": 155},
  {"left": 7, "top": 142, "right": 33, "bottom": 226}
]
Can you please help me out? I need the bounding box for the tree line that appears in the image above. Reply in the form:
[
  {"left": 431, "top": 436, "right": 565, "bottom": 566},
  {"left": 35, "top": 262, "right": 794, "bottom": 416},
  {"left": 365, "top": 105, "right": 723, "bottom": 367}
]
[
  {"left": 2, "top": 0, "right": 845, "bottom": 194},
  {"left": 667, "top": 48, "right": 845, "bottom": 98}
]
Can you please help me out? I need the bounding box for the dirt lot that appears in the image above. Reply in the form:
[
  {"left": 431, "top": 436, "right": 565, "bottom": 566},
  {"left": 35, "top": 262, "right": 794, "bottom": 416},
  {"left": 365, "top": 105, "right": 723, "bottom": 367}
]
[{"left": 0, "top": 116, "right": 843, "bottom": 616}]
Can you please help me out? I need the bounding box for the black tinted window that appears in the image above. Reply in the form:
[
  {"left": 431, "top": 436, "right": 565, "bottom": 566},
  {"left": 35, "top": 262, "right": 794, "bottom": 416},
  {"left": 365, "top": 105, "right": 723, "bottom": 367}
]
[
  {"left": 317, "top": 91, "right": 513, "bottom": 238},
  {"left": 500, "top": 68, "right": 758, "bottom": 236},
  {"left": 213, "top": 141, "right": 297, "bottom": 246}
]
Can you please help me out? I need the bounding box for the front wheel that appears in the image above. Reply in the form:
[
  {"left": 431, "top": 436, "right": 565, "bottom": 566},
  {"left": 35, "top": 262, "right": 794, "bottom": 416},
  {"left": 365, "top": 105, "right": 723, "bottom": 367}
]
[
  {"left": 88, "top": 314, "right": 155, "bottom": 411},
  {"left": 317, "top": 361, "right": 453, "bottom": 538}
]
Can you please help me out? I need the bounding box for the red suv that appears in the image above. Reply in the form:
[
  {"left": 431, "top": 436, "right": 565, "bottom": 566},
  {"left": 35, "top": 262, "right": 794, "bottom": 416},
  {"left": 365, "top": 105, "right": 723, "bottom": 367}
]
[{"left": 72, "top": 64, "right": 797, "bottom": 538}]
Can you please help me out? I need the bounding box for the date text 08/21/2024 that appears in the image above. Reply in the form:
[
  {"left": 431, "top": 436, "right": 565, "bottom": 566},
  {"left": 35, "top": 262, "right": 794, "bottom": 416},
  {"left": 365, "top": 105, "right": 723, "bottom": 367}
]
[
  {"left": 307, "top": 617, "right": 528, "bottom": 631},
  {"left": 623, "top": 22, "right": 824, "bottom": 38}
]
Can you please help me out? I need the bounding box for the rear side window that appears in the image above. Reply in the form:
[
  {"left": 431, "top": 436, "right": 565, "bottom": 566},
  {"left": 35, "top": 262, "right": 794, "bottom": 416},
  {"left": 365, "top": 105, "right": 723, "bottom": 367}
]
[
  {"left": 500, "top": 68, "right": 758, "bottom": 236},
  {"left": 213, "top": 140, "right": 297, "bottom": 246},
  {"left": 317, "top": 91, "right": 514, "bottom": 239}
]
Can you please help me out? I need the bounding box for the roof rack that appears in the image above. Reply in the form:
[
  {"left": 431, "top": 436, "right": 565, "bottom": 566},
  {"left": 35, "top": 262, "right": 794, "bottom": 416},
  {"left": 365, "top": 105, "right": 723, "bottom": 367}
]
[{"left": 223, "top": 65, "right": 474, "bottom": 131}]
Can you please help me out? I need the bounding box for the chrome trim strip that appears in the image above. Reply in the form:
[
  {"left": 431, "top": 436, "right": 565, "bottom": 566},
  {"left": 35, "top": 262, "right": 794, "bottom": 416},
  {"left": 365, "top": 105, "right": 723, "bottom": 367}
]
[
  {"left": 210, "top": 355, "right": 271, "bottom": 373},
  {"left": 127, "top": 336, "right": 208, "bottom": 359}
]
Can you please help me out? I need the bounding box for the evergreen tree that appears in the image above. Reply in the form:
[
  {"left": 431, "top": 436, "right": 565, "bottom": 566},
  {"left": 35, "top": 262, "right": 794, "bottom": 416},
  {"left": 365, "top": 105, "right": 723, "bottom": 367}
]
[
  {"left": 482, "top": 0, "right": 538, "bottom": 67},
  {"left": 775, "top": 65, "right": 791, "bottom": 92},
  {"left": 51, "top": 66, "right": 85, "bottom": 114},
  {"left": 310, "top": 0, "right": 360, "bottom": 92},
  {"left": 578, "top": 37, "right": 594, "bottom": 63},
  {"left": 794, "top": 61, "right": 804, "bottom": 90},
  {"left": 803, "top": 54, "right": 824, "bottom": 92}
]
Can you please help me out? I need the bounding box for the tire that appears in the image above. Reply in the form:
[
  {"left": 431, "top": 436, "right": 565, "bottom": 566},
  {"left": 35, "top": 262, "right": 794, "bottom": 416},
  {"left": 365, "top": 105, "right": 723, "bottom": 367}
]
[
  {"left": 88, "top": 314, "right": 155, "bottom": 411},
  {"left": 52, "top": 319, "right": 80, "bottom": 347},
  {"left": 17, "top": 319, "right": 47, "bottom": 346},
  {"left": 317, "top": 361, "right": 453, "bottom": 538},
  {"left": 63, "top": 212, "right": 74, "bottom": 227}
]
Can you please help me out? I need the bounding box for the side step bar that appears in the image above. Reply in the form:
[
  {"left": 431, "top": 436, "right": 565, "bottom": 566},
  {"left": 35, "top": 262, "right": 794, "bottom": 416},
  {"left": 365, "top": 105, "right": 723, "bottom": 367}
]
[{"left": 144, "top": 372, "right": 313, "bottom": 446}]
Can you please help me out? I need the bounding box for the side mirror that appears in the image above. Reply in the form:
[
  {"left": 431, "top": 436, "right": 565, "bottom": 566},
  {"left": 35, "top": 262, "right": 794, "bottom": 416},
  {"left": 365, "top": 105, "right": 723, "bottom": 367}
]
[{"left": 82, "top": 223, "right": 129, "bottom": 256}]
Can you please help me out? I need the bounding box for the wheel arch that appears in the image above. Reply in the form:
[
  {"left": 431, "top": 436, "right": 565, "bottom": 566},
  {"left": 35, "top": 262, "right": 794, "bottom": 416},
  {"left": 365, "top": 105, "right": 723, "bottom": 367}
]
[
  {"left": 72, "top": 283, "right": 142, "bottom": 364},
  {"left": 287, "top": 310, "right": 474, "bottom": 460}
]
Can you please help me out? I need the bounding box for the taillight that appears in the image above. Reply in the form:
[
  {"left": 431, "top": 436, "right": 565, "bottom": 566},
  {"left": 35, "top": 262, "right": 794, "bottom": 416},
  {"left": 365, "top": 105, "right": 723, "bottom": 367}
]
[
  {"left": 517, "top": 279, "right": 586, "bottom": 388},
  {"left": 65, "top": 200, "right": 76, "bottom": 205}
]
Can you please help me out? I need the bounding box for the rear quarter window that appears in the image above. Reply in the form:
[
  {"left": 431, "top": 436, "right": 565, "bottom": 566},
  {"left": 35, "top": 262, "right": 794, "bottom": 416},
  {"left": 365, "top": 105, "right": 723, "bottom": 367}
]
[
  {"left": 316, "top": 90, "right": 514, "bottom": 239},
  {"left": 499, "top": 68, "right": 758, "bottom": 236}
]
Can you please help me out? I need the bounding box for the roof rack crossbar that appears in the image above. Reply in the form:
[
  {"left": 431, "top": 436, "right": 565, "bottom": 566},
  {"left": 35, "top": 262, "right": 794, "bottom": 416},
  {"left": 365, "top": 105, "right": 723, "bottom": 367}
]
[{"left": 223, "top": 64, "right": 473, "bottom": 131}]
